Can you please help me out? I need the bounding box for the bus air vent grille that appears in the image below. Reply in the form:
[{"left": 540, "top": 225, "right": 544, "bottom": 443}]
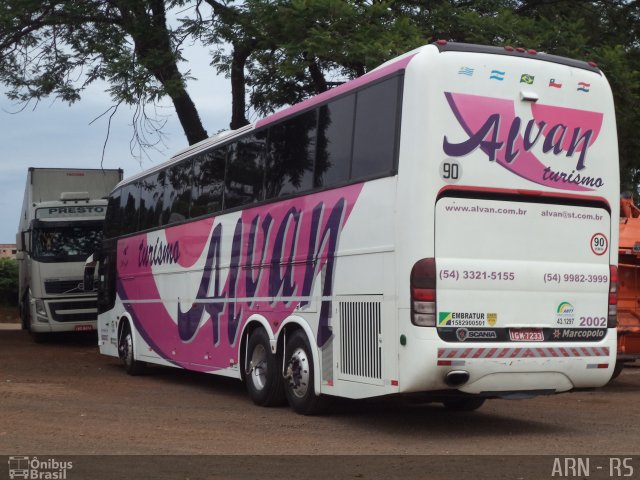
[{"left": 339, "top": 299, "right": 383, "bottom": 382}]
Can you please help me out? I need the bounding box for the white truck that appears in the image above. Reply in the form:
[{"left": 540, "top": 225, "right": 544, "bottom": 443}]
[{"left": 16, "top": 167, "right": 122, "bottom": 339}]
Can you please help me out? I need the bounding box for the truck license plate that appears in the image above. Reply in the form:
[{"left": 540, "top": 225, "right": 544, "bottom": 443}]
[{"left": 74, "top": 325, "right": 94, "bottom": 332}]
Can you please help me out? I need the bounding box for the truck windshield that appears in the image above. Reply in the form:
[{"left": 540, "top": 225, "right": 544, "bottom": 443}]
[{"left": 33, "top": 224, "right": 103, "bottom": 262}]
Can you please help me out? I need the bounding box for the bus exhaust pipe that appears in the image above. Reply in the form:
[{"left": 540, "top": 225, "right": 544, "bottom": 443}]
[{"left": 445, "top": 370, "right": 470, "bottom": 387}]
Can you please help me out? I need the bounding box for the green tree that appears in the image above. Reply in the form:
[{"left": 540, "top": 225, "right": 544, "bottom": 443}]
[
  {"left": 240, "top": 0, "right": 424, "bottom": 116},
  {"left": 0, "top": 0, "right": 208, "bottom": 149},
  {"left": 0, "top": 258, "right": 18, "bottom": 306},
  {"left": 186, "top": 0, "right": 424, "bottom": 126}
]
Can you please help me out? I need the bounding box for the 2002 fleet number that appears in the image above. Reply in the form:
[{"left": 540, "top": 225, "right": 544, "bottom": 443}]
[
  {"left": 556, "top": 317, "right": 607, "bottom": 327},
  {"left": 579, "top": 316, "right": 607, "bottom": 327}
]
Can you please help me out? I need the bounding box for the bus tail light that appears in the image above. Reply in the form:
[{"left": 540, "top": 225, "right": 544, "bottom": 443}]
[
  {"left": 608, "top": 265, "right": 617, "bottom": 328},
  {"left": 411, "top": 258, "right": 436, "bottom": 326}
]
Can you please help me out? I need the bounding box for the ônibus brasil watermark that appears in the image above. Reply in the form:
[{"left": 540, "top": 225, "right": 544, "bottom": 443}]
[{"left": 8, "top": 456, "right": 72, "bottom": 480}]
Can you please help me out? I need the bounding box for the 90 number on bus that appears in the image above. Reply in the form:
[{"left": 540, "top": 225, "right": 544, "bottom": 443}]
[{"left": 440, "top": 159, "right": 462, "bottom": 184}]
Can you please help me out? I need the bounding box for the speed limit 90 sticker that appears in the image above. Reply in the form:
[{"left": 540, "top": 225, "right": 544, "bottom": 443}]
[{"left": 590, "top": 233, "right": 608, "bottom": 256}]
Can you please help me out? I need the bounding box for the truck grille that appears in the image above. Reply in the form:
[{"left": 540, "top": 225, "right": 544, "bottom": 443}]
[
  {"left": 48, "top": 300, "right": 97, "bottom": 323},
  {"left": 44, "top": 279, "right": 84, "bottom": 295}
]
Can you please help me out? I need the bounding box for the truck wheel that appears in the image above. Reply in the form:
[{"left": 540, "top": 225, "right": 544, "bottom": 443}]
[
  {"left": 21, "top": 294, "right": 30, "bottom": 331},
  {"left": 283, "top": 330, "right": 328, "bottom": 415},
  {"left": 244, "top": 328, "right": 285, "bottom": 407},
  {"left": 27, "top": 311, "right": 47, "bottom": 343},
  {"left": 442, "top": 397, "right": 486, "bottom": 411},
  {"left": 118, "top": 322, "right": 145, "bottom": 375}
]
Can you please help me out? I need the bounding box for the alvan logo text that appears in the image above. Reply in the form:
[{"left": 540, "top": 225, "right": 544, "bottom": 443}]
[
  {"left": 443, "top": 92, "right": 604, "bottom": 191},
  {"left": 115, "top": 184, "right": 363, "bottom": 373}
]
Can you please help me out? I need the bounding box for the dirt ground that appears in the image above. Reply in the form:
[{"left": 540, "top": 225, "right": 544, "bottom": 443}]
[
  {"left": 0, "top": 306, "right": 18, "bottom": 324},
  {"left": 1, "top": 320, "right": 639, "bottom": 479}
]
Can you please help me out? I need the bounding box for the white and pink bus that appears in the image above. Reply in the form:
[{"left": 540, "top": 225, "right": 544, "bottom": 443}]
[{"left": 90, "top": 41, "right": 619, "bottom": 414}]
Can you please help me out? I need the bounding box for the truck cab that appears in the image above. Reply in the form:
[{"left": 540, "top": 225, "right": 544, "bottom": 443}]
[{"left": 16, "top": 168, "right": 123, "bottom": 339}]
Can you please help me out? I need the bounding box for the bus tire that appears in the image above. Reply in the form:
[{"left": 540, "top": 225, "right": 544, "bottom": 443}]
[
  {"left": 118, "top": 322, "right": 145, "bottom": 376},
  {"left": 611, "top": 361, "right": 625, "bottom": 380},
  {"left": 284, "top": 330, "right": 328, "bottom": 415},
  {"left": 245, "top": 328, "right": 285, "bottom": 407},
  {"left": 442, "top": 396, "right": 485, "bottom": 412}
]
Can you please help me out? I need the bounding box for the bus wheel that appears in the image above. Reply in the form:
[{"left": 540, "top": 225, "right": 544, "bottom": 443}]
[
  {"left": 118, "top": 322, "right": 145, "bottom": 376},
  {"left": 284, "top": 330, "right": 327, "bottom": 415},
  {"left": 611, "top": 361, "right": 625, "bottom": 380},
  {"left": 245, "top": 328, "right": 285, "bottom": 407},
  {"left": 442, "top": 396, "right": 485, "bottom": 412}
]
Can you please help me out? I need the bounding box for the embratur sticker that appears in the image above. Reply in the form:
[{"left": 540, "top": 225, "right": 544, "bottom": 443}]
[{"left": 438, "top": 312, "right": 486, "bottom": 327}]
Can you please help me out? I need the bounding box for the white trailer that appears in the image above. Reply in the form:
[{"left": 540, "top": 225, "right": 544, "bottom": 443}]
[{"left": 16, "top": 167, "right": 122, "bottom": 339}]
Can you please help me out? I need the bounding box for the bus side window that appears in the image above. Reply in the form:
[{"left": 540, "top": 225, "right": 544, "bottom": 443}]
[
  {"left": 139, "top": 173, "right": 163, "bottom": 231},
  {"left": 191, "top": 149, "right": 226, "bottom": 218},
  {"left": 162, "top": 159, "right": 193, "bottom": 225},
  {"left": 225, "top": 132, "right": 267, "bottom": 209},
  {"left": 316, "top": 94, "right": 355, "bottom": 189},
  {"left": 104, "top": 189, "right": 122, "bottom": 239},
  {"left": 351, "top": 76, "right": 401, "bottom": 179},
  {"left": 120, "top": 183, "right": 141, "bottom": 235},
  {"left": 265, "top": 109, "right": 317, "bottom": 199},
  {"left": 97, "top": 244, "right": 117, "bottom": 314}
]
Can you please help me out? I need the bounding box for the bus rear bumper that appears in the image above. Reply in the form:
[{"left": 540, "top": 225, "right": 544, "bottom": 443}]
[
  {"left": 399, "top": 335, "right": 616, "bottom": 396},
  {"left": 458, "top": 371, "right": 573, "bottom": 395},
  {"left": 437, "top": 347, "right": 615, "bottom": 392}
]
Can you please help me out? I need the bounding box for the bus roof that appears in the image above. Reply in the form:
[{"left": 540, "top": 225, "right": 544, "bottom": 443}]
[{"left": 434, "top": 41, "right": 601, "bottom": 73}]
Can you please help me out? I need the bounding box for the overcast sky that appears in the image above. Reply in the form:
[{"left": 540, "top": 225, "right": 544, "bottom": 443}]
[{"left": 0, "top": 46, "right": 232, "bottom": 244}]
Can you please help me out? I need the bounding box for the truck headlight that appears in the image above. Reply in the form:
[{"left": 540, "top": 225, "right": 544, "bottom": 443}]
[{"left": 35, "top": 299, "right": 47, "bottom": 317}]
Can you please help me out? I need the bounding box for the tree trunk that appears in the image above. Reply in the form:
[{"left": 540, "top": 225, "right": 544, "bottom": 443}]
[
  {"left": 306, "top": 55, "right": 328, "bottom": 94},
  {"left": 230, "top": 43, "right": 251, "bottom": 130},
  {"left": 164, "top": 77, "right": 209, "bottom": 145},
  {"left": 117, "top": 0, "right": 209, "bottom": 145}
]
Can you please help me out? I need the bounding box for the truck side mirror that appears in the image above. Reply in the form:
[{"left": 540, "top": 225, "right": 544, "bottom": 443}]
[
  {"left": 22, "top": 231, "right": 31, "bottom": 254},
  {"left": 16, "top": 231, "right": 30, "bottom": 253},
  {"left": 83, "top": 255, "right": 97, "bottom": 292}
]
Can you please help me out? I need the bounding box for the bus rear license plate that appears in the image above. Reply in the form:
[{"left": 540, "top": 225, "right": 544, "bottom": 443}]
[
  {"left": 75, "top": 325, "right": 94, "bottom": 332},
  {"left": 509, "top": 329, "right": 543, "bottom": 341}
]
